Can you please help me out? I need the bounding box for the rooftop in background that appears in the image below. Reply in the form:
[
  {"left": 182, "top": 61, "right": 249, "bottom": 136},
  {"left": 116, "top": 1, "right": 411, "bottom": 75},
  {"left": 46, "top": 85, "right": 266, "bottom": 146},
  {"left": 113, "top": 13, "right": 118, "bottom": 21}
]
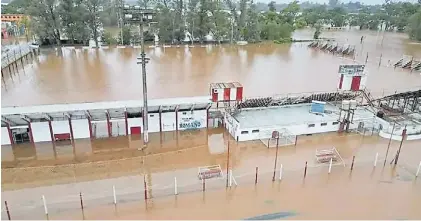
[{"left": 233, "top": 103, "right": 375, "bottom": 129}]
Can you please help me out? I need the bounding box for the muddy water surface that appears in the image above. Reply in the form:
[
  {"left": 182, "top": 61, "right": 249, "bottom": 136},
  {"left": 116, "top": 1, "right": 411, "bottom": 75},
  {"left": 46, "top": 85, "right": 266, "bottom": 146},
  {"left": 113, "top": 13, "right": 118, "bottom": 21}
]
[{"left": 2, "top": 30, "right": 421, "bottom": 106}]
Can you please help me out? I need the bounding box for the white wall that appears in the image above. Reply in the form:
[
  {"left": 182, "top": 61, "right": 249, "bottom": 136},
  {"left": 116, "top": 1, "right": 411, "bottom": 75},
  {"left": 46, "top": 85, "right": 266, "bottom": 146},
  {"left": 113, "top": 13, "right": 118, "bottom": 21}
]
[
  {"left": 110, "top": 119, "right": 126, "bottom": 136},
  {"left": 236, "top": 121, "right": 341, "bottom": 142},
  {"left": 177, "top": 109, "right": 207, "bottom": 131},
  {"left": 127, "top": 118, "right": 142, "bottom": 135},
  {"left": 162, "top": 112, "right": 176, "bottom": 132},
  {"left": 224, "top": 112, "right": 240, "bottom": 140},
  {"left": 51, "top": 121, "right": 70, "bottom": 134},
  {"left": 1, "top": 127, "right": 11, "bottom": 145},
  {"left": 72, "top": 119, "right": 90, "bottom": 139},
  {"left": 148, "top": 113, "right": 160, "bottom": 133},
  {"left": 92, "top": 121, "right": 108, "bottom": 138},
  {"left": 31, "top": 122, "right": 51, "bottom": 142}
]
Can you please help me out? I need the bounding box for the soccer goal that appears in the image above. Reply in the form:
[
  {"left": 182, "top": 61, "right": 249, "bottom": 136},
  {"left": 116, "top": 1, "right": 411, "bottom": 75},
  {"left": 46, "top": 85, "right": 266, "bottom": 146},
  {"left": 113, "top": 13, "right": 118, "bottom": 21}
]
[{"left": 260, "top": 128, "right": 296, "bottom": 148}]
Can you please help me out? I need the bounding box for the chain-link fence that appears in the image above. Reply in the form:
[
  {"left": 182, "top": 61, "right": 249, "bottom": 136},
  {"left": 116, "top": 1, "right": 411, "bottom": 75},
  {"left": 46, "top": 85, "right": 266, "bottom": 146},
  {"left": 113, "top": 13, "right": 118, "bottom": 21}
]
[{"left": 2, "top": 151, "right": 420, "bottom": 220}]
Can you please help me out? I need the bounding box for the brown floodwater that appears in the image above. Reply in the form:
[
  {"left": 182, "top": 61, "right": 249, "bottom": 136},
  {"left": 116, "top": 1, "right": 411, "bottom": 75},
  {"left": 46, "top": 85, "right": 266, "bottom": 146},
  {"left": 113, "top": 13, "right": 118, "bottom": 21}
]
[{"left": 2, "top": 29, "right": 421, "bottom": 107}]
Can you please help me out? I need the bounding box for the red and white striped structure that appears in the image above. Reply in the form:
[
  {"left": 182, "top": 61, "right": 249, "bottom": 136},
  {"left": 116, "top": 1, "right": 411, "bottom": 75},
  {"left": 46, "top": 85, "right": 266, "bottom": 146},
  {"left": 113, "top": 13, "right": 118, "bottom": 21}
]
[
  {"left": 210, "top": 82, "right": 243, "bottom": 102},
  {"left": 337, "top": 65, "right": 368, "bottom": 91}
]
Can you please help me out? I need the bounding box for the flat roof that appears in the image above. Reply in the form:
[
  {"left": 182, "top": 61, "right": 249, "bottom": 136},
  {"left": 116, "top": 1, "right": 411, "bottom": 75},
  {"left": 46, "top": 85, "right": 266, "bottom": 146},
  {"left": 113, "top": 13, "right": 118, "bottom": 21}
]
[
  {"left": 2, "top": 96, "right": 211, "bottom": 116},
  {"left": 233, "top": 103, "right": 375, "bottom": 129}
]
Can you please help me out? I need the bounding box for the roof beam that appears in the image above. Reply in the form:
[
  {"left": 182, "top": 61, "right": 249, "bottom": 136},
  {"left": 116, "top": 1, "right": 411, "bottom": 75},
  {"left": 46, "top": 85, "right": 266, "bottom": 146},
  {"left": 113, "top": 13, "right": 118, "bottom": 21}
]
[
  {"left": 20, "top": 115, "right": 32, "bottom": 123},
  {"left": 190, "top": 104, "right": 195, "bottom": 111},
  {"left": 1, "top": 117, "right": 15, "bottom": 126},
  {"left": 85, "top": 110, "right": 92, "bottom": 119},
  {"left": 43, "top": 113, "right": 52, "bottom": 121}
]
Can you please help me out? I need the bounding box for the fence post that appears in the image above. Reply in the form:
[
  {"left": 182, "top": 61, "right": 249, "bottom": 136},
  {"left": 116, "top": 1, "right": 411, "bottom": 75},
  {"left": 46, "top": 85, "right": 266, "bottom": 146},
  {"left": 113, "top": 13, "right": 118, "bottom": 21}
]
[
  {"left": 143, "top": 175, "right": 147, "bottom": 201},
  {"left": 255, "top": 167, "right": 258, "bottom": 184},
  {"left": 202, "top": 177, "right": 206, "bottom": 192},
  {"left": 351, "top": 156, "right": 355, "bottom": 171},
  {"left": 4, "top": 201, "right": 11, "bottom": 220},
  {"left": 304, "top": 161, "right": 308, "bottom": 178},
  {"left": 328, "top": 158, "right": 333, "bottom": 174},
  {"left": 279, "top": 164, "right": 283, "bottom": 181},
  {"left": 228, "top": 170, "right": 232, "bottom": 187},
  {"left": 113, "top": 185, "right": 117, "bottom": 205},
  {"left": 174, "top": 177, "right": 178, "bottom": 195},
  {"left": 374, "top": 152, "right": 379, "bottom": 167},
  {"left": 79, "top": 192, "right": 84, "bottom": 211},
  {"left": 295, "top": 136, "right": 298, "bottom": 146},
  {"left": 416, "top": 161, "right": 421, "bottom": 178}
]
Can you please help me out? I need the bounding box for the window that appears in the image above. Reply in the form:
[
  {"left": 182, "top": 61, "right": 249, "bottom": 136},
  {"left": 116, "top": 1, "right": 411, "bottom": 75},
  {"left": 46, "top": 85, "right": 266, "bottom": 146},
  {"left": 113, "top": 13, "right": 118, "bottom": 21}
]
[
  {"left": 308, "top": 124, "right": 315, "bottom": 128},
  {"left": 241, "top": 131, "right": 249, "bottom": 134},
  {"left": 150, "top": 114, "right": 154, "bottom": 117},
  {"left": 252, "top": 129, "right": 259, "bottom": 133},
  {"left": 321, "top": 123, "right": 327, "bottom": 126},
  {"left": 332, "top": 122, "right": 339, "bottom": 125},
  {"left": 182, "top": 112, "right": 187, "bottom": 115}
]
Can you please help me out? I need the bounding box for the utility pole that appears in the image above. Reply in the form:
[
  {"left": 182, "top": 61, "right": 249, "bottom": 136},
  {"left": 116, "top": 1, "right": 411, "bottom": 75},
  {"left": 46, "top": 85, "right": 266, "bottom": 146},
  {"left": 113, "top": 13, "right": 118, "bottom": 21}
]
[{"left": 121, "top": 6, "right": 155, "bottom": 145}]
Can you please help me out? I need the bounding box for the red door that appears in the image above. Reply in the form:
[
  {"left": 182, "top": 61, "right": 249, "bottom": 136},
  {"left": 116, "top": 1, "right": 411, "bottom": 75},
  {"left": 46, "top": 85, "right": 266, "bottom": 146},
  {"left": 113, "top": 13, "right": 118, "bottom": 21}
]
[
  {"left": 223, "top": 88, "right": 230, "bottom": 101},
  {"left": 351, "top": 76, "right": 361, "bottom": 91},
  {"left": 130, "top": 127, "right": 141, "bottom": 134},
  {"left": 338, "top": 74, "right": 344, "bottom": 89},
  {"left": 212, "top": 90, "right": 218, "bottom": 102}
]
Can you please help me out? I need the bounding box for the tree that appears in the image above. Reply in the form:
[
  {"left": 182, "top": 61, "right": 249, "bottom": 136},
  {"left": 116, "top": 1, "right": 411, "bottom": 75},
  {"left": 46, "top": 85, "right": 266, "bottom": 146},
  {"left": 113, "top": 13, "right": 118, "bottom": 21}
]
[
  {"left": 313, "top": 23, "right": 322, "bottom": 39},
  {"left": 28, "top": 0, "right": 62, "bottom": 46},
  {"left": 17, "top": 16, "right": 32, "bottom": 42},
  {"left": 59, "top": 0, "right": 88, "bottom": 44},
  {"left": 407, "top": 8, "right": 421, "bottom": 41},
  {"left": 243, "top": 1, "right": 261, "bottom": 42},
  {"left": 268, "top": 1, "right": 276, "bottom": 12},
  {"left": 279, "top": 0, "right": 300, "bottom": 25},
  {"left": 84, "top": 0, "right": 103, "bottom": 48}
]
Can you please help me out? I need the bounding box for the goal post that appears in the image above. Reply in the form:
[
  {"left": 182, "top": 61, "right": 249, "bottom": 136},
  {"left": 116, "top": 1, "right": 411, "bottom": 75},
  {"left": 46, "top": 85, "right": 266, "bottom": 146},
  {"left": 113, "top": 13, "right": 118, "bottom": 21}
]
[{"left": 259, "top": 128, "right": 296, "bottom": 148}]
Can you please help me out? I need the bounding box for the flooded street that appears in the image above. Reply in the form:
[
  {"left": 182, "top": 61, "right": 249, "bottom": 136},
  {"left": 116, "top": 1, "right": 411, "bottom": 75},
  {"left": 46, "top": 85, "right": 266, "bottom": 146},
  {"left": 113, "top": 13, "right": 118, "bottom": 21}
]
[{"left": 2, "top": 29, "right": 421, "bottom": 106}]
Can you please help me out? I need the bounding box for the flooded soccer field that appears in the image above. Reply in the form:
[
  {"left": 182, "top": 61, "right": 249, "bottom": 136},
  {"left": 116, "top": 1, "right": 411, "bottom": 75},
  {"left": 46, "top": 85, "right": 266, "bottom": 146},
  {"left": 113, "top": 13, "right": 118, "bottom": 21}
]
[
  {"left": 1, "top": 29, "right": 421, "bottom": 219},
  {"left": 2, "top": 29, "right": 421, "bottom": 106},
  {"left": 1, "top": 130, "right": 421, "bottom": 219}
]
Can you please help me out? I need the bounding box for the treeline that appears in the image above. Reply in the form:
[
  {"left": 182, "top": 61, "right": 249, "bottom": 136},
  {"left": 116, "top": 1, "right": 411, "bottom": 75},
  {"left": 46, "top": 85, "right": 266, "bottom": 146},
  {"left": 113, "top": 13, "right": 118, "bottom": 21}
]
[{"left": 2, "top": 0, "right": 421, "bottom": 46}]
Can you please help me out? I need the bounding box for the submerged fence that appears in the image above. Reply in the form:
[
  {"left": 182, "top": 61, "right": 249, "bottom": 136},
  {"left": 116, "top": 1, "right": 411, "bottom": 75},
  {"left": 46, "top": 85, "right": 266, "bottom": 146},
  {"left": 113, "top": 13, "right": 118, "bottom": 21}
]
[{"left": 2, "top": 153, "right": 420, "bottom": 220}]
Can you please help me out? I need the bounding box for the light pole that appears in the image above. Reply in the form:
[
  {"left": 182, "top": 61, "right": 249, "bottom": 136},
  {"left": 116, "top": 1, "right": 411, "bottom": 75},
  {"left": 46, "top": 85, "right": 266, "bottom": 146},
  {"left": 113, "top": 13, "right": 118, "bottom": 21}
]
[{"left": 121, "top": 5, "right": 156, "bottom": 145}]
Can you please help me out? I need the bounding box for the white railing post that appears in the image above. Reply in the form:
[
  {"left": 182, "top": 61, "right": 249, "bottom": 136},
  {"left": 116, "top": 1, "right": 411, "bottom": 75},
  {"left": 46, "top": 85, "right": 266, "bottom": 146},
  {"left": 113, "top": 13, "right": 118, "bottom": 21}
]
[
  {"left": 416, "top": 161, "right": 421, "bottom": 178},
  {"left": 328, "top": 158, "right": 332, "bottom": 174},
  {"left": 374, "top": 152, "right": 379, "bottom": 167},
  {"left": 279, "top": 164, "right": 283, "bottom": 180},
  {"left": 113, "top": 185, "right": 117, "bottom": 205},
  {"left": 174, "top": 177, "right": 178, "bottom": 195},
  {"left": 229, "top": 169, "right": 232, "bottom": 187},
  {"left": 42, "top": 195, "right": 48, "bottom": 215}
]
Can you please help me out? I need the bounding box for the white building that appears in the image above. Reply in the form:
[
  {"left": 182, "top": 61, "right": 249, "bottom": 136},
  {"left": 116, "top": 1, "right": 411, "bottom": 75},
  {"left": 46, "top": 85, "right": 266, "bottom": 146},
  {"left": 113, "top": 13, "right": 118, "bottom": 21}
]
[{"left": 1, "top": 96, "right": 212, "bottom": 145}]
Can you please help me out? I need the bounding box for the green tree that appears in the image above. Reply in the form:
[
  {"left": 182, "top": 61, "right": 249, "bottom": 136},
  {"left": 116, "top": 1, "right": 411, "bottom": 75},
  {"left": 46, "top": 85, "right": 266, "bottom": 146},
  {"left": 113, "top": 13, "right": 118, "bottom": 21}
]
[
  {"left": 313, "top": 23, "right": 322, "bottom": 39},
  {"left": 407, "top": 8, "right": 421, "bottom": 41},
  {"left": 84, "top": 0, "right": 104, "bottom": 48},
  {"left": 268, "top": 1, "right": 276, "bottom": 12},
  {"left": 28, "top": 0, "right": 62, "bottom": 46}
]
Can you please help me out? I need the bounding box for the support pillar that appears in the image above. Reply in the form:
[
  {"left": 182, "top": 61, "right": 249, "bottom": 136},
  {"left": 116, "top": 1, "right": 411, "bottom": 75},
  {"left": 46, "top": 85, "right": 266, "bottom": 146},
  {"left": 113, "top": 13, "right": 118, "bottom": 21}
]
[
  {"left": 6, "top": 123, "right": 14, "bottom": 145},
  {"left": 124, "top": 109, "right": 129, "bottom": 136},
  {"left": 175, "top": 106, "right": 179, "bottom": 131},
  {"left": 106, "top": 111, "right": 111, "bottom": 138},
  {"left": 28, "top": 122, "right": 34, "bottom": 144},
  {"left": 87, "top": 117, "right": 93, "bottom": 139},
  {"left": 206, "top": 105, "right": 210, "bottom": 128},
  {"left": 68, "top": 117, "right": 74, "bottom": 143},
  {"left": 159, "top": 109, "right": 162, "bottom": 132},
  {"left": 48, "top": 120, "right": 55, "bottom": 143}
]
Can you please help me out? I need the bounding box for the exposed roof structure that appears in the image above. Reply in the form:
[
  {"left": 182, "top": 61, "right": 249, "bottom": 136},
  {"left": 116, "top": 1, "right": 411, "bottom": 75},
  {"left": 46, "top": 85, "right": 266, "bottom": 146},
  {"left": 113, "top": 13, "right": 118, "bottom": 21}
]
[{"left": 1, "top": 96, "right": 212, "bottom": 127}]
